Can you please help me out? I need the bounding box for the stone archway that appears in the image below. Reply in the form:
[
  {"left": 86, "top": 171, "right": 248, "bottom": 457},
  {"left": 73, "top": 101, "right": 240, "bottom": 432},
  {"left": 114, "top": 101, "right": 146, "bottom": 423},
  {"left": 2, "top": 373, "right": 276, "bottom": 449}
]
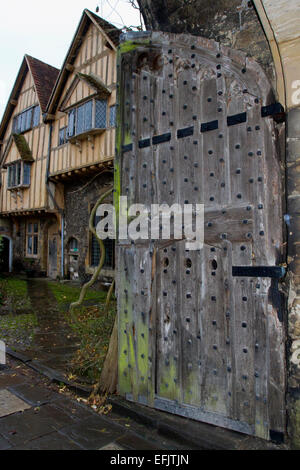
[{"left": 252, "top": 0, "right": 300, "bottom": 449}]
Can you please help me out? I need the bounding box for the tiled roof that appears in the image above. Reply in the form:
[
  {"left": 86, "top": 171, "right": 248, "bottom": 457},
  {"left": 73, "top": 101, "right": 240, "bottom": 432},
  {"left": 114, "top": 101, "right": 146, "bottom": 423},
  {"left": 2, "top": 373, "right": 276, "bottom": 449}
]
[
  {"left": 26, "top": 56, "right": 60, "bottom": 112},
  {"left": 87, "top": 10, "right": 122, "bottom": 45}
]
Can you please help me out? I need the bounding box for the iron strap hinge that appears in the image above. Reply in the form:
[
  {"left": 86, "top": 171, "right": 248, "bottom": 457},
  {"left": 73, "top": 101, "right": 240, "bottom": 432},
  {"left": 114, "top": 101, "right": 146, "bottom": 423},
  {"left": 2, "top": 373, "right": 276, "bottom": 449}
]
[{"left": 232, "top": 266, "right": 286, "bottom": 279}]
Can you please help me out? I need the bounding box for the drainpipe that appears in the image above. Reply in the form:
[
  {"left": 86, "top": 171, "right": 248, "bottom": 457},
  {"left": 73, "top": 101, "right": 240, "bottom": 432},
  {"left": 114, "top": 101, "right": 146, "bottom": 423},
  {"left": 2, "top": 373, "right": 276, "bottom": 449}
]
[
  {"left": 61, "top": 215, "right": 64, "bottom": 278},
  {"left": 45, "top": 121, "right": 65, "bottom": 278}
]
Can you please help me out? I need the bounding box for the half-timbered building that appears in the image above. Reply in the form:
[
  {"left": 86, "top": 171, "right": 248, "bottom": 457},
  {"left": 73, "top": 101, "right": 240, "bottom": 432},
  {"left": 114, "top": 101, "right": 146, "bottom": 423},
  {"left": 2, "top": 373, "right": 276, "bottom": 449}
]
[
  {"left": 0, "top": 10, "right": 119, "bottom": 279},
  {"left": 45, "top": 9, "right": 119, "bottom": 281},
  {"left": 0, "top": 55, "right": 59, "bottom": 275}
]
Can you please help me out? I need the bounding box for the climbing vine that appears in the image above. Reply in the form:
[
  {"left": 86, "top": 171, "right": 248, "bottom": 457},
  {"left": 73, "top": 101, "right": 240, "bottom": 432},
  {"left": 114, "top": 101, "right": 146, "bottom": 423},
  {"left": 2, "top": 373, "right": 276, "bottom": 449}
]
[{"left": 70, "top": 186, "right": 114, "bottom": 315}]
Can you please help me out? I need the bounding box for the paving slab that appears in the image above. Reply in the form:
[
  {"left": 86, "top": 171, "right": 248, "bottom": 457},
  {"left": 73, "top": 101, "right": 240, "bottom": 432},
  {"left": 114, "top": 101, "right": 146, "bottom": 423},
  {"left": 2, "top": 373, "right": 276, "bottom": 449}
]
[
  {"left": 50, "top": 397, "right": 95, "bottom": 422},
  {"left": 0, "top": 435, "right": 12, "bottom": 450},
  {"left": 0, "top": 373, "right": 26, "bottom": 390},
  {"left": 0, "top": 389, "right": 31, "bottom": 418},
  {"left": 116, "top": 433, "right": 161, "bottom": 450},
  {"left": 0, "top": 404, "right": 74, "bottom": 446},
  {"left": 11, "top": 432, "right": 83, "bottom": 450},
  {"left": 58, "top": 415, "right": 124, "bottom": 450},
  {"left": 7, "top": 383, "right": 60, "bottom": 407}
]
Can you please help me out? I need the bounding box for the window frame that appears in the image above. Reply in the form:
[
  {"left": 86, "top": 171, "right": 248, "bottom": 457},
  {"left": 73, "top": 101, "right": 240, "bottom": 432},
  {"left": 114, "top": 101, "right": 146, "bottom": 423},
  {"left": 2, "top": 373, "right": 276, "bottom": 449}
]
[
  {"left": 7, "top": 161, "right": 31, "bottom": 189},
  {"left": 26, "top": 220, "right": 39, "bottom": 258},
  {"left": 12, "top": 105, "right": 40, "bottom": 134},
  {"left": 109, "top": 105, "right": 117, "bottom": 127},
  {"left": 68, "top": 237, "right": 79, "bottom": 253},
  {"left": 58, "top": 126, "right": 68, "bottom": 147},
  {"left": 67, "top": 98, "right": 108, "bottom": 139}
]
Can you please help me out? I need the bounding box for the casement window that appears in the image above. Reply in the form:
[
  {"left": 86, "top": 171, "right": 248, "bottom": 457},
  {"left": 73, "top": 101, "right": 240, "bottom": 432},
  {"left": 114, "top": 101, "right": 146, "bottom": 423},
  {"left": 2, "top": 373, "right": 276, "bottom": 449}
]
[
  {"left": 90, "top": 208, "right": 115, "bottom": 269},
  {"left": 7, "top": 161, "right": 31, "bottom": 188},
  {"left": 26, "top": 221, "right": 39, "bottom": 256},
  {"left": 109, "top": 105, "right": 116, "bottom": 127},
  {"left": 58, "top": 127, "right": 67, "bottom": 146},
  {"left": 67, "top": 99, "right": 108, "bottom": 138},
  {"left": 91, "top": 237, "right": 115, "bottom": 269},
  {"left": 12, "top": 105, "right": 40, "bottom": 134}
]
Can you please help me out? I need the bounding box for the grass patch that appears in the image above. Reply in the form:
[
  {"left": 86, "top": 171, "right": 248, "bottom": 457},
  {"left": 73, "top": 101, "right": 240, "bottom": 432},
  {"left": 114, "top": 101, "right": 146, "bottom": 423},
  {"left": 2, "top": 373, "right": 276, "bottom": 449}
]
[
  {"left": 0, "top": 313, "right": 38, "bottom": 348},
  {"left": 48, "top": 280, "right": 116, "bottom": 383},
  {"left": 48, "top": 282, "right": 108, "bottom": 307},
  {"left": 0, "top": 277, "right": 31, "bottom": 310},
  {"left": 66, "top": 302, "right": 116, "bottom": 383}
]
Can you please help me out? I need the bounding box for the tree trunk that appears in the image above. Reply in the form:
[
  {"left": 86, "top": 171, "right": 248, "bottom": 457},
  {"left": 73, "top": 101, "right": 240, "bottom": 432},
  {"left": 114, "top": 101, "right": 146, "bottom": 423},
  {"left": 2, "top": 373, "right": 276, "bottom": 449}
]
[{"left": 96, "top": 315, "right": 118, "bottom": 394}]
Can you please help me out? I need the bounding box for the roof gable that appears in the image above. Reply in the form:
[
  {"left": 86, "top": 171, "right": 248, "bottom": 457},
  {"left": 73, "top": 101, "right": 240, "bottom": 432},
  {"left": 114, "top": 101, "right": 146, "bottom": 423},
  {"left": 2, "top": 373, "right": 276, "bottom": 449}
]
[
  {"left": 60, "top": 72, "right": 112, "bottom": 111},
  {"left": 25, "top": 56, "right": 59, "bottom": 112},
  {"left": 46, "top": 9, "right": 120, "bottom": 116},
  {"left": 0, "top": 56, "right": 59, "bottom": 145}
]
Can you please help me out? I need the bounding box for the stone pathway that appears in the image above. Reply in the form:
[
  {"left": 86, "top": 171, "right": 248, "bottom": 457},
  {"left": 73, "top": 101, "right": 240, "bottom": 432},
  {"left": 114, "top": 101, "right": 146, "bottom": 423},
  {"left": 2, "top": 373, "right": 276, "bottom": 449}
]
[
  {"left": 7, "top": 279, "right": 84, "bottom": 388},
  {"left": 0, "top": 357, "right": 192, "bottom": 450}
]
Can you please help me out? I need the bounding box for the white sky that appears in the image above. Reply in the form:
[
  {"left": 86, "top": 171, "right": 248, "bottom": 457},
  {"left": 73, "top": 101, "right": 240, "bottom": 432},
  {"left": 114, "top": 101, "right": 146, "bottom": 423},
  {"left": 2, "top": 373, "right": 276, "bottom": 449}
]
[{"left": 0, "top": 0, "right": 142, "bottom": 119}]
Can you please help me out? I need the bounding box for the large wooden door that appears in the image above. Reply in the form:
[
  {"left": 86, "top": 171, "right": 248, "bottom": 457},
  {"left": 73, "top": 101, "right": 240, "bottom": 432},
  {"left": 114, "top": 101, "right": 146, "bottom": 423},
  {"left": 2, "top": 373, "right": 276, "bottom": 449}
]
[{"left": 116, "top": 32, "right": 286, "bottom": 440}]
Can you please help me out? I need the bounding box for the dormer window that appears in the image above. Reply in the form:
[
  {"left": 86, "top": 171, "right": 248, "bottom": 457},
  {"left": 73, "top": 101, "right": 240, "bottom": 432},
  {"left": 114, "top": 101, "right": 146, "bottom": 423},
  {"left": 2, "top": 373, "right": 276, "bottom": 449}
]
[
  {"left": 67, "top": 99, "right": 107, "bottom": 139},
  {"left": 7, "top": 161, "right": 31, "bottom": 189},
  {"left": 12, "top": 105, "right": 40, "bottom": 134}
]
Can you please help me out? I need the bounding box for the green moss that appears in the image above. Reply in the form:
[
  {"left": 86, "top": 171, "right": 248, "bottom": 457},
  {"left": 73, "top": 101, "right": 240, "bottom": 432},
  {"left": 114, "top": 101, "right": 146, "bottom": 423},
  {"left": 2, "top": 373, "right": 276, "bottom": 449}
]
[
  {"left": 76, "top": 72, "right": 111, "bottom": 98},
  {"left": 12, "top": 134, "right": 33, "bottom": 162},
  {"left": 119, "top": 40, "right": 140, "bottom": 55}
]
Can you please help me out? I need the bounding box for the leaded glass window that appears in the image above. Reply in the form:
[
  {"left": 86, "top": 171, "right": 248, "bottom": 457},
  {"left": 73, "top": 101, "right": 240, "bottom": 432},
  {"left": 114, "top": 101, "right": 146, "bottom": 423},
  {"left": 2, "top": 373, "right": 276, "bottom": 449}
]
[
  {"left": 67, "top": 109, "right": 76, "bottom": 137},
  {"left": 76, "top": 101, "right": 93, "bottom": 135},
  {"left": 95, "top": 100, "right": 107, "bottom": 128},
  {"left": 109, "top": 105, "right": 116, "bottom": 127},
  {"left": 58, "top": 127, "right": 67, "bottom": 146},
  {"left": 32, "top": 105, "right": 40, "bottom": 127},
  {"left": 91, "top": 209, "right": 115, "bottom": 268},
  {"left": 67, "top": 99, "right": 109, "bottom": 138},
  {"left": 7, "top": 161, "right": 31, "bottom": 188},
  {"left": 25, "top": 108, "right": 33, "bottom": 130},
  {"left": 27, "top": 221, "right": 39, "bottom": 256},
  {"left": 76, "top": 103, "right": 85, "bottom": 135},
  {"left": 12, "top": 105, "right": 40, "bottom": 134},
  {"left": 23, "top": 163, "right": 31, "bottom": 185}
]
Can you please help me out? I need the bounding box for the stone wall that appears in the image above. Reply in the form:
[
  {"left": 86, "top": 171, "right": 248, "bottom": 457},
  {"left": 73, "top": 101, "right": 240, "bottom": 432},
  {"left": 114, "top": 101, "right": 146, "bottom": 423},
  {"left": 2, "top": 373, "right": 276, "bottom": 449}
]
[
  {"left": 63, "top": 171, "right": 113, "bottom": 283},
  {"left": 137, "top": 0, "right": 276, "bottom": 88}
]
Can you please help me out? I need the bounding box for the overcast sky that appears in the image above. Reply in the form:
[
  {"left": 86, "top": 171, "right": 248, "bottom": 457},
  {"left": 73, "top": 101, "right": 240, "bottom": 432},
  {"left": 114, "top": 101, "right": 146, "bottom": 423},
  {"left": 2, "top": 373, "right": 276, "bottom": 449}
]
[{"left": 0, "top": 0, "right": 142, "bottom": 119}]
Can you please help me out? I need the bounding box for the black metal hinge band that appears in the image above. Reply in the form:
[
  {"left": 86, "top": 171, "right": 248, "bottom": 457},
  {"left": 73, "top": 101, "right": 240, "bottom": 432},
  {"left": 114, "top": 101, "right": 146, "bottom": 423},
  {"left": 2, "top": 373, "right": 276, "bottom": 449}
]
[
  {"left": 232, "top": 266, "right": 286, "bottom": 279},
  {"left": 261, "top": 103, "right": 284, "bottom": 118},
  {"left": 177, "top": 126, "right": 194, "bottom": 139},
  {"left": 152, "top": 133, "right": 171, "bottom": 145},
  {"left": 201, "top": 120, "right": 219, "bottom": 133},
  {"left": 122, "top": 143, "right": 133, "bottom": 153},
  {"left": 227, "top": 112, "right": 247, "bottom": 127},
  {"left": 139, "top": 138, "right": 151, "bottom": 149}
]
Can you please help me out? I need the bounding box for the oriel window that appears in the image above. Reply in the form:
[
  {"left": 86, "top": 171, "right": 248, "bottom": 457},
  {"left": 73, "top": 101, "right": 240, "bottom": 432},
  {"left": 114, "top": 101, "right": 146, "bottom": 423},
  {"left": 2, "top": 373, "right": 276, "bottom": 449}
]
[{"left": 67, "top": 99, "right": 108, "bottom": 138}]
